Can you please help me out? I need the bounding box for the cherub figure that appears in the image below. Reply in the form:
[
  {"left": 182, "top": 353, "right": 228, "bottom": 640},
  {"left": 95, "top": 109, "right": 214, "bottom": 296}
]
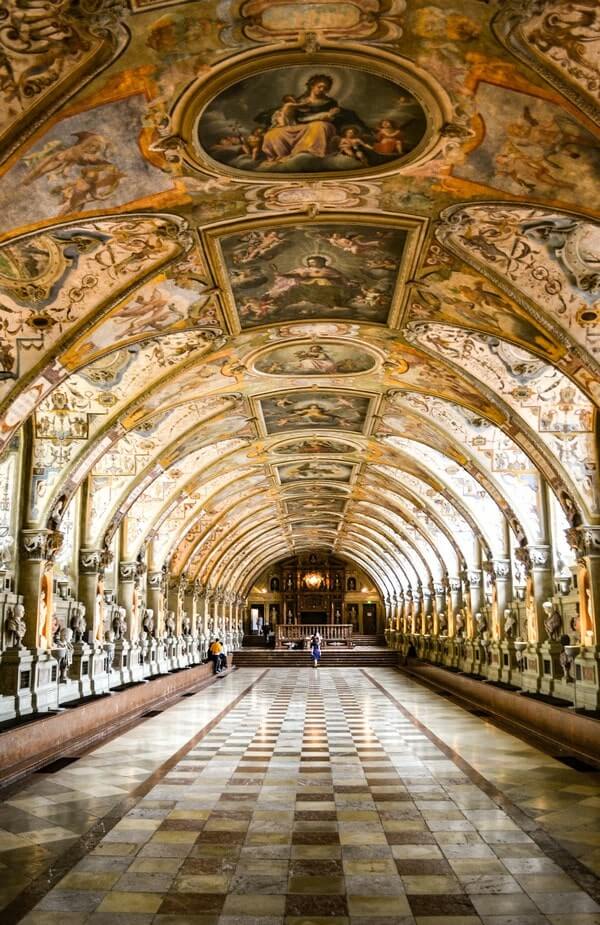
[
  {"left": 270, "top": 95, "right": 300, "bottom": 127},
  {"left": 373, "top": 119, "right": 404, "bottom": 155},
  {"left": 338, "top": 126, "right": 373, "bottom": 165},
  {"left": 242, "top": 127, "right": 265, "bottom": 161}
]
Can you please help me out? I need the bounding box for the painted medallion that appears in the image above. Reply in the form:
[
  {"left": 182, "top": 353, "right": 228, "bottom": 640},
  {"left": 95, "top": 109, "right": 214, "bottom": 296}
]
[
  {"left": 255, "top": 341, "right": 376, "bottom": 376},
  {"left": 198, "top": 66, "right": 427, "bottom": 175}
]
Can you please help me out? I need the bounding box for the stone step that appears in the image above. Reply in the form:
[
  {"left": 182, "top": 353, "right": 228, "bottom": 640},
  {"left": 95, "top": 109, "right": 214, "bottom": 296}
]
[{"left": 233, "top": 649, "right": 398, "bottom": 668}]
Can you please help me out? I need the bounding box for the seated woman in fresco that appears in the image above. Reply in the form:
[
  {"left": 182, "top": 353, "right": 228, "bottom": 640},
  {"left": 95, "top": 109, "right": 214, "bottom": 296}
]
[
  {"left": 266, "top": 254, "right": 357, "bottom": 310},
  {"left": 256, "top": 74, "right": 368, "bottom": 163}
]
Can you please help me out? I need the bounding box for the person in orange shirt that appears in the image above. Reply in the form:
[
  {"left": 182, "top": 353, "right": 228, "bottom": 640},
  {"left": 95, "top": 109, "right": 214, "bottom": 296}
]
[{"left": 209, "top": 638, "right": 224, "bottom": 674}]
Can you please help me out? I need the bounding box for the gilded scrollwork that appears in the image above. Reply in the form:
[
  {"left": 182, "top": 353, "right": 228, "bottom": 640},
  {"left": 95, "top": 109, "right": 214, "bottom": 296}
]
[{"left": 0, "top": 0, "right": 129, "bottom": 161}]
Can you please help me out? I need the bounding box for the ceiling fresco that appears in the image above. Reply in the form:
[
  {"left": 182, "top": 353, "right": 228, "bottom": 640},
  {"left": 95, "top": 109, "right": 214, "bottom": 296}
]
[
  {"left": 196, "top": 64, "right": 427, "bottom": 175},
  {"left": 213, "top": 219, "right": 414, "bottom": 329},
  {"left": 0, "top": 0, "right": 599, "bottom": 601}
]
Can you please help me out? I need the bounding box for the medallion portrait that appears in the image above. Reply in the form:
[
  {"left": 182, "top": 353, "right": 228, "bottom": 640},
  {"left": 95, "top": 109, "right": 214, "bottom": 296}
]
[{"left": 198, "top": 65, "right": 427, "bottom": 176}]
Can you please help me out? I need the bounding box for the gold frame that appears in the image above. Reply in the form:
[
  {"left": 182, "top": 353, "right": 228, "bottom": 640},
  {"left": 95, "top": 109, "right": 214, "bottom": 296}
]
[{"left": 170, "top": 44, "right": 450, "bottom": 182}]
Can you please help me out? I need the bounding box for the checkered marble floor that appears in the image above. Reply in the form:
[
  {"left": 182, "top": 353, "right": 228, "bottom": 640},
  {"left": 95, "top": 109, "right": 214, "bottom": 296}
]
[{"left": 14, "top": 667, "right": 600, "bottom": 925}]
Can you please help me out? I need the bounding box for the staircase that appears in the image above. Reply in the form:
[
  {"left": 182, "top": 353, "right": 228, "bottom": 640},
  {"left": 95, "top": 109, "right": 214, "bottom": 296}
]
[
  {"left": 352, "top": 634, "right": 387, "bottom": 647},
  {"left": 242, "top": 633, "right": 386, "bottom": 648},
  {"left": 233, "top": 647, "right": 398, "bottom": 668},
  {"left": 242, "top": 634, "right": 267, "bottom": 647}
]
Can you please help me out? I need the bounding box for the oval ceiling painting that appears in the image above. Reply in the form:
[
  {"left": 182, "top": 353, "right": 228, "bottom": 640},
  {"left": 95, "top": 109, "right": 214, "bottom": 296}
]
[
  {"left": 254, "top": 342, "right": 376, "bottom": 376},
  {"left": 198, "top": 65, "right": 427, "bottom": 175}
]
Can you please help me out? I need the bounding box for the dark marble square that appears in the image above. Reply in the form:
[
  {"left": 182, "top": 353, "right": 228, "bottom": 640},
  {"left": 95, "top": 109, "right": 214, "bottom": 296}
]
[
  {"left": 158, "top": 892, "right": 226, "bottom": 913},
  {"left": 407, "top": 894, "right": 475, "bottom": 915},
  {"left": 285, "top": 893, "right": 348, "bottom": 916},
  {"left": 292, "top": 832, "right": 340, "bottom": 845},
  {"left": 386, "top": 832, "right": 436, "bottom": 845}
]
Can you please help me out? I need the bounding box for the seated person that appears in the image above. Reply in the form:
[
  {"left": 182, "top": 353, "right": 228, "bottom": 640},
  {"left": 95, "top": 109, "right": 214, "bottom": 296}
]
[{"left": 209, "top": 637, "right": 224, "bottom": 674}]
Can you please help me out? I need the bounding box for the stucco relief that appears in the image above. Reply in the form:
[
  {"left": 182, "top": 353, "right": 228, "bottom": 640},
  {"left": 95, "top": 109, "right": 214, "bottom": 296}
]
[
  {"left": 0, "top": 0, "right": 129, "bottom": 162},
  {"left": 406, "top": 322, "right": 598, "bottom": 515},
  {"left": 437, "top": 204, "right": 600, "bottom": 373},
  {"left": 219, "top": 0, "right": 406, "bottom": 46},
  {"left": 493, "top": 1, "right": 600, "bottom": 125},
  {"left": 388, "top": 392, "right": 542, "bottom": 543}
]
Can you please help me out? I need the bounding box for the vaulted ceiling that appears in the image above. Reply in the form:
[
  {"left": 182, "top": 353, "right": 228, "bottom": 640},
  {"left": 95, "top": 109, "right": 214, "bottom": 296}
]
[{"left": 0, "top": 0, "right": 598, "bottom": 598}]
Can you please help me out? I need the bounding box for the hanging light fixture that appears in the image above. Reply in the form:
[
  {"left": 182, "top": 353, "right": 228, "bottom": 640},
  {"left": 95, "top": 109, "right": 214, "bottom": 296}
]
[{"left": 304, "top": 571, "right": 323, "bottom": 589}]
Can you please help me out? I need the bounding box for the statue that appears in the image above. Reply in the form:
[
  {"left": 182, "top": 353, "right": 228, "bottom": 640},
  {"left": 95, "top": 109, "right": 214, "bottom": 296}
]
[
  {"left": 542, "top": 601, "right": 563, "bottom": 641},
  {"left": 165, "top": 611, "right": 176, "bottom": 636},
  {"left": 559, "top": 645, "right": 574, "bottom": 682},
  {"left": 474, "top": 611, "right": 487, "bottom": 639},
  {"left": 142, "top": 608, "right": 155, "bottom": 636},
  {"left": 503, "top": 608, "right": 517, "bottom": 639},
  {"left": 69, "top": 604, "right": 87, "bottom": 643},
  {"left": 112, "top": 607, "right": 127, "bottom": 640},
  {"left": 455, "top": 608, "right": 465, "bottom": 637},
  {"left": 6, "top": 603, "right": 26, "bottom": 648},
  {"left": 56, "top": 626, "right": 74, "bottom": 683},
  {"left": 182, "top": 615, "right": 192, "bottom": 636},
  {"left": 438, "top": 612, "right": 448, "bottom": 634}
]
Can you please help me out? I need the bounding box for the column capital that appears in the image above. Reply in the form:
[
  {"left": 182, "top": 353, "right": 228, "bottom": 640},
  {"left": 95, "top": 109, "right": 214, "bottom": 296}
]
[
  {"left": 119, "top": 560, "right": 140, "bottom": 582},
  {"left": 79, "top": 548, "right": 103, "bottom": 574},
  {"left": 147, "top": 569, "right": 165, "bottom": 591},
  {"left": 21, "top": 528, "right": 64, "bottom": 563},
  {"left": 492, "top": 557, "right": 511, "bottom": 580},
  {"left": 528, "top": 544, "right": 552, "bottom": 570},
  {"left": 514, "top": 545, "right": 532, "bottom": 576},
  {"left": 468, "top": 570, "right": 482, "bottom": 588},
  {"left": 79, "top": 547, "right": 113, "bottom": 575},
  {"left": 566, "top": 525, "right": 600, "bottom": 560}
]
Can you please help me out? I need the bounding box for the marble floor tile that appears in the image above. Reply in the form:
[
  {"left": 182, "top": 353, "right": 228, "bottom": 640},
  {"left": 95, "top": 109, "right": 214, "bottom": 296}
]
[{"left": 2, "top": 668, "right": 600, "bottom": 925}]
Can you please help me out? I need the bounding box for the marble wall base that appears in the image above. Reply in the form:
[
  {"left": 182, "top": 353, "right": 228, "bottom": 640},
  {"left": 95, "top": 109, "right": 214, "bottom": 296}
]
[
  {"left": 520, "top": 645, "right": 543, "bottom": 694},
  {"left": 539, "top": 641, "right": 564, "bottom": 698},
  {"left": 0, "top": 659, "right": 226, "bottom": 785},
  {"left": 574, "top": 649, "right": 600, "bottom": 710},
  {"left": 0, "top": 648, "right": 59, "bottom": 717}
]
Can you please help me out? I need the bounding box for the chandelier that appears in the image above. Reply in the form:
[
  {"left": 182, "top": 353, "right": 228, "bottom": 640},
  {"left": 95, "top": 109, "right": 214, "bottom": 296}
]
[{"left": 304, "top": 571, "right": 323, "bottom": 589}]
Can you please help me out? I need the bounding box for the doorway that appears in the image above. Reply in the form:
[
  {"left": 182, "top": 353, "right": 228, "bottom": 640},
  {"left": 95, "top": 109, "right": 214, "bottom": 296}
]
[{"left": 300, "top": 612, "right": 327, "bottom": 624}]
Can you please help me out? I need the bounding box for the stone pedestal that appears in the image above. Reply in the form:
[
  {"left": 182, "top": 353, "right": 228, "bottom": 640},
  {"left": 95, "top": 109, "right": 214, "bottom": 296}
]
[
  {"left": 574, "top": 647, "right": 600, "bottom": 710},
  {"left": 175, "top": 636, "right": 189, "bottom": 669},
  {"left": 520, "top": 645, "right": 543, "bottom": 694},
  {"left": 539, "top": 641, "right": 564, "bottom": 697},
  {"left": 70, "top": 642, "right": 93, "bottom": 699},
  {"left": 164, "top": 635, "right": 177, "bottom": 670},
  {"left": 0, "top": 647, "right": 59, "bottom": 717},
  {"left": 112, "top": 639, "right": 133, "bottom": 686},
  {"left": 499, "top": 641, "right": 519, "bottom": 686},
  {"left": 460, "top": 640, "right": 477, "bottom": 675},
  {"left": 484, "top": 642, "right": 502, "bottom": 682},
  {"left": 156, "top": 637, "right": 170, "bottom": 675},
  {"left": 141, "top": 636, "right": 159, "bottom": 676},
  {"left": 90, "top": 646, "right": 111, "bottom": 694}
]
